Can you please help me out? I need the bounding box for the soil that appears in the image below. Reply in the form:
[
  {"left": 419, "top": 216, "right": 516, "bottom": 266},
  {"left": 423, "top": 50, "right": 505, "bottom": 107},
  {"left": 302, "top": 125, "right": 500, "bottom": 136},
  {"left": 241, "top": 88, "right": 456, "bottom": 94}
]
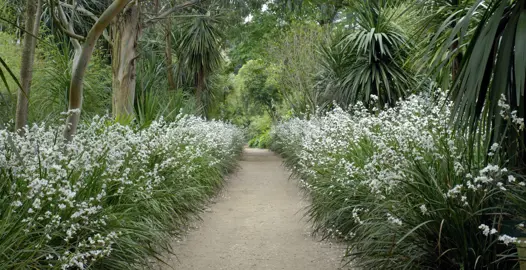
[{"left": 158, "top": 148, "right": 345, "bottom": 270}]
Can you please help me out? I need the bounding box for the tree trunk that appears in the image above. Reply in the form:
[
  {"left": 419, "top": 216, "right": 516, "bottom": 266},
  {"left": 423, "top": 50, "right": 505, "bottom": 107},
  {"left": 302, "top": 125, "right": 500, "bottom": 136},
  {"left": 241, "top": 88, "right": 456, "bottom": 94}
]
[
  {"left": 165, "top": 18, "right": 177, "bottom": 91},
  {"left": 450, "top": 0, "right": 462, "bottom": 83},
  {"left": 15, "top": 0, "right": 42, "bottom": 134},
  {"left": 451, "top": 39, "right": 462, "bottom": 83},
  {"left": 64, "top": 0, "right": 131, "bottom": 142},
  {"left": 196, "top": 66, "right": 205, "bottom": 115},
  {"left": 111, "top": 4, "right": 140, "bottom": 119}
]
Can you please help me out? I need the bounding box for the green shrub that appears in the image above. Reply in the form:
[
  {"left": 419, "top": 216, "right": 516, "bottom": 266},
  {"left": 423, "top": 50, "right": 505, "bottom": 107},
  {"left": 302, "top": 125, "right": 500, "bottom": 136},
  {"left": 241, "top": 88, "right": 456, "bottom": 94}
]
[{"left": 246, "top": 114, "right": 272, "bottom": 148}]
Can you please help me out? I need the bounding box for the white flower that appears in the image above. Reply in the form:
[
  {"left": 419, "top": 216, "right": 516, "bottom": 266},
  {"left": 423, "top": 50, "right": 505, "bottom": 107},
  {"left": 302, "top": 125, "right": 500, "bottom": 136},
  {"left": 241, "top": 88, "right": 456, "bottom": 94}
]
[
  {"left": 498, "top": 234, "right": 519, "bottom": 245},
  {"left": 447, "top": 185, "right": 463, "bottom": 198},
  {"left": 387, "top": 213, "right": 402, "bottom": 226},
  {"left": 11, "top": 201, "right": 23, "bottom": 207},
  {"left": 419, "top": 204, "right": 428, "bottom": 215},
  {"left": 496, "top": 182, "right": 506, "bottom": 191},
  {"left": 478, "top": 224, "right": 490, "bottom": 236},
  {"left": 490, "top": 143, "right": 499, "bottom": 152}
]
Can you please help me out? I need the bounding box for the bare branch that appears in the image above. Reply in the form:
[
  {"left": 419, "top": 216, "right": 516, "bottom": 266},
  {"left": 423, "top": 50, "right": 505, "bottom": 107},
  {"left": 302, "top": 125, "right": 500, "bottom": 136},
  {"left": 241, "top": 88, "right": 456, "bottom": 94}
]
[
  {"left": 50, "top": 0, "right": 85, "bottom": 43},
  {"left": 68, "top": 1, "right": 77, "bottom": 31},
  {"left": 144, "top": 0, "right": 201, "bottom": 27},
  {"left": 59, "top": 1, "right": 113, "bottom": 46},
  {"left": 57, "top": 3, "right": 82, "bottom": 50}
]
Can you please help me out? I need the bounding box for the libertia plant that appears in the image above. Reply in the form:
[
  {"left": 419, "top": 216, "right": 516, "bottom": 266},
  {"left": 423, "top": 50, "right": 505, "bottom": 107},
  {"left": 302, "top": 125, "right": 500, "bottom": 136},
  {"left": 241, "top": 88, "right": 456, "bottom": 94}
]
[
  {"left": 0, "top": 115, "right": 243, "bottom": 269},
  {"left": 271, "top": 92, "right": 526, "bottom": 269}
]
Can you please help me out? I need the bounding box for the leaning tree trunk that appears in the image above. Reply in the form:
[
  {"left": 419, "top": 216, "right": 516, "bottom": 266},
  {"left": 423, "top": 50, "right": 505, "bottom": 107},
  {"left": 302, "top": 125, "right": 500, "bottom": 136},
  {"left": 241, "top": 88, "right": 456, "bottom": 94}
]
[
  {"left": 15, "top": 0, "right": 42, "bottom": 134},
  {"left": 165, "top": 18, "right": 177, "bottom": 91},
  {"left": 64, "top": 0, "right": 131, "bottom": 142},
  {"left": 111, "top": 4, "right": 140, "bottom": 119}
]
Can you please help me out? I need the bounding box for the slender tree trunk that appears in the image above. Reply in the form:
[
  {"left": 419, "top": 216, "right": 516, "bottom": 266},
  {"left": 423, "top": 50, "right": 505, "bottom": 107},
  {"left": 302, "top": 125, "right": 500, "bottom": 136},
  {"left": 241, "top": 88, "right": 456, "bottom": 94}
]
[
  {"left": 111, "top": 3, "right": 140, "bottom": 119},
  {"left": 450, "top": 0, "right": 462, "bottom": 83},
  {"left": 196, "top": 66, "right": 205, "bottom": 114},
  {"left": 15, "top": 0, "right": 42, "bottom": 134},
  {"left": 165, "top": 18, "right": 177, "bottom": 91},
  {"left": 64, "top": 0, "right": 131, "bottom": 142},
  {"left": 451, "top": 39, "right": 462, "bottom": 82}
]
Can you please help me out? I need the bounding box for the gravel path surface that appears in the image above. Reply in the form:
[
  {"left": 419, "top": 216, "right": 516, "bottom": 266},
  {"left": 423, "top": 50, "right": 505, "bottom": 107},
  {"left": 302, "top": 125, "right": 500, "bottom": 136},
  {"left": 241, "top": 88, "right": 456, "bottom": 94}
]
[{"left": 159, "top": 148, "right": 345, "bottom": 270}]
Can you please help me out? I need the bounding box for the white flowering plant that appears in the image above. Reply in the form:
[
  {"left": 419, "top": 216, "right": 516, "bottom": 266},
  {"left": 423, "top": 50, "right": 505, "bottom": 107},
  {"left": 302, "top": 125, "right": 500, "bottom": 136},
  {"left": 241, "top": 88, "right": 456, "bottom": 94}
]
[
  {"left": 0, "top": 115, "right": 244, "bottom": 269},
  {"left": 271, "top": 92, "right": 526, "bottom": 269}
]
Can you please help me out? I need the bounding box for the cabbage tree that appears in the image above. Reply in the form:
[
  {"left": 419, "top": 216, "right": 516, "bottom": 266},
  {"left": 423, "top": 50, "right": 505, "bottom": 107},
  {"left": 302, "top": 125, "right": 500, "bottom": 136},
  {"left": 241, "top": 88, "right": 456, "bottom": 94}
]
[
  {"left": 317, "top": 0, "right": 414, "bottom": 108},
  {"left": 177, "top": 12, "right": 223, "bottom": 115}
]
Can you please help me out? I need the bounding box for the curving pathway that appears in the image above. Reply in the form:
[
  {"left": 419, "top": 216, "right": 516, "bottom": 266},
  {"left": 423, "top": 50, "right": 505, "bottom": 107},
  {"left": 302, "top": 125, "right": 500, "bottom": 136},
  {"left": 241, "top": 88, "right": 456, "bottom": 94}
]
[{"left": 159, "top": 148, "right": 344, "bottom": 270}]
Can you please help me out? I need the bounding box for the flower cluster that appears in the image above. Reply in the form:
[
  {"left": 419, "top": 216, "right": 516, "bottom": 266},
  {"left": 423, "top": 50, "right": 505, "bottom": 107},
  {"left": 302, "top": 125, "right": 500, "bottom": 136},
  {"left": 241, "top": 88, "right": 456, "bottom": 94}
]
[
  {"left": 0, "top": 115, "right": 243, "bottom": 269},
  {"left": 272, "top": 93, "right": 458, "bottom": 208}
]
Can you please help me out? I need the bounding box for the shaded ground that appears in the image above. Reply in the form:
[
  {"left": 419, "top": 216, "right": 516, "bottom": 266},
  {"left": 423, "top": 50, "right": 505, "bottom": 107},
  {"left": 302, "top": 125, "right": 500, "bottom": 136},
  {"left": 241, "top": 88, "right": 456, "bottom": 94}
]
[{"left": 159, "top": 148, "right": 345, "bottom": 270}]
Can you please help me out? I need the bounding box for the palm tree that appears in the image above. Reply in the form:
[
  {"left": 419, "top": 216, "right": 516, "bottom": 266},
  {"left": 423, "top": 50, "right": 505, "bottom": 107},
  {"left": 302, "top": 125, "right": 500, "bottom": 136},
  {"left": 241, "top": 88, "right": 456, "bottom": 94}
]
[{"left": 177, "top": 11, "right": 224, "bottom": 115}]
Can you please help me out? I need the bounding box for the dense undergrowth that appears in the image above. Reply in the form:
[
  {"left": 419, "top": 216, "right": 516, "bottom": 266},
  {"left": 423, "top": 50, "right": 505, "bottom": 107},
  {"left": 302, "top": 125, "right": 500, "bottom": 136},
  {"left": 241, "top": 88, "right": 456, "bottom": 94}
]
[
  {"left": 271, "top": 93, "right": 526, "bottom": 269},
  {"left": 0, "top": 115, "right": 243, "bottom": 269}
]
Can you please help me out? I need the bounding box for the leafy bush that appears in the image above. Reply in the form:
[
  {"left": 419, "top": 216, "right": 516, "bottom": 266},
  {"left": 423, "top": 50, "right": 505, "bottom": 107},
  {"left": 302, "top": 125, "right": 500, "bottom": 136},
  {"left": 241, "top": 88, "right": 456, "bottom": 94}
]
[
  {"left": 271, "top": 92, "right": 526, "bottom": 269},
  {"left": 246, "top": 114, "right": 272, "bottom": 149},
  {"left": 0, "top": 115, "right": 243, "bottom": 269},
  {"left": 248, "top": 129, "right": 271, "bottom": 149}
]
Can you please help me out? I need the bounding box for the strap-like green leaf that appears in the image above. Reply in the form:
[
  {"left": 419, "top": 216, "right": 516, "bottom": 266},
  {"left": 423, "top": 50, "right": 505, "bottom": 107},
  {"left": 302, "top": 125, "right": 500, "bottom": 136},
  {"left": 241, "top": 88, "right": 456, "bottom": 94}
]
[
  {"left": 514, "top": 7, "right": 526, "bottom": 106},
  {"left": 0, "top": 56, "right": 22, "bottom": 92}
]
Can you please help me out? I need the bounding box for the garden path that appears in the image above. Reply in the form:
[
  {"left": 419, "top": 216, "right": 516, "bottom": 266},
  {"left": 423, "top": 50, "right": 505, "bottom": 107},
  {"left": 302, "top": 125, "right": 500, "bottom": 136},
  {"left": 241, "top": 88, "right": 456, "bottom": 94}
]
[{"left": 159, "top": 148, "right": 344, "bottom": 270}]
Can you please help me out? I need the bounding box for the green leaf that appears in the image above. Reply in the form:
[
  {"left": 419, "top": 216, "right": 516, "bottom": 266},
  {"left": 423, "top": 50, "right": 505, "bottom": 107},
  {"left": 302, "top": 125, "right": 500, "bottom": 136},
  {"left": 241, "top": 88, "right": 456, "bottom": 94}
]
[
  {"left": 514, "top": 8, "right": 526, "bottom": 106},
  {"left": 0, "top": 56, "right": 22, "bottom": 93}
]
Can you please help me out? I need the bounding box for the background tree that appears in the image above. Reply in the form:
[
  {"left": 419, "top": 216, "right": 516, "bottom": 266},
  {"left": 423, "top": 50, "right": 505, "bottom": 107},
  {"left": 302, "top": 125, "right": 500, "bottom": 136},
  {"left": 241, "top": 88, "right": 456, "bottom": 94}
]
[
  {"left": 14, "top": 0, "right": 42, "bottom": 133},
  {"left": 176, "top": 10, "right": 224, "bottom": 114},
  {"left": 111, "top": 2, "right": 140, "bottom": 120},
  {"left": 50, "top": 0, "right": 132, "bottom": 141},
  {"left": 237, "top": 59, "right": 281, "bottom": 119}
]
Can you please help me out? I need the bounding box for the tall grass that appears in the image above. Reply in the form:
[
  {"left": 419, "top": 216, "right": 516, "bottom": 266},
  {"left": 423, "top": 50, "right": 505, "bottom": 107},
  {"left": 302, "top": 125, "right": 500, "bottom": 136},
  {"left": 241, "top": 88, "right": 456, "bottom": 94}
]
[
  {"left": 0, "top": 115, "right": 243, "bottom": 269},
  {"left": 271, "top": 92, "right": 526, "bottom": 269}
]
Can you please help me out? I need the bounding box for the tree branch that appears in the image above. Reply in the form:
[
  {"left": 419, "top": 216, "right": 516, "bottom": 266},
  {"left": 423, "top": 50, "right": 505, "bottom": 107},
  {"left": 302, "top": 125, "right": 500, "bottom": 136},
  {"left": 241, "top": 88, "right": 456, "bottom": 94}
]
[
  {"left": 57, "top": 3, "right": 82, "bottom": 50},
  {"left": 50, "top": 0, "right": 85, "bottom": 43},
  {"left": 144, "top": 0, "right": 201, "bottom": 27},
  {"left": 58, "top": 1, "right": 113, "bottom": 46},
  {"left": 64, "top": 0, "right": 132, "bottom": 142}
]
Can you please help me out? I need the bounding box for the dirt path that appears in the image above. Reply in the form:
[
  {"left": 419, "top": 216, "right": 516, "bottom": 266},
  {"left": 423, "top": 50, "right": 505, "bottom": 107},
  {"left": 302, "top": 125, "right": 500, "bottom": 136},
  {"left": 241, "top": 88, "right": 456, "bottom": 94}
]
[{"left": 159, "top": 148, "right": 344, "bottom": 270}]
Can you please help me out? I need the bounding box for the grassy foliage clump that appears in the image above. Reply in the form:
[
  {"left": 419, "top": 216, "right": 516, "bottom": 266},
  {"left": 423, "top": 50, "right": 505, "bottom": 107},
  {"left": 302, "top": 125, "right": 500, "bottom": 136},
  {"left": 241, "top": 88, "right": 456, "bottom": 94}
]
[
  {"left": 0, "top": 115, "right": 243, "bottom": 269},
  {"left": 271, "top": 92, "right": 526, "bottom": 269}
]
